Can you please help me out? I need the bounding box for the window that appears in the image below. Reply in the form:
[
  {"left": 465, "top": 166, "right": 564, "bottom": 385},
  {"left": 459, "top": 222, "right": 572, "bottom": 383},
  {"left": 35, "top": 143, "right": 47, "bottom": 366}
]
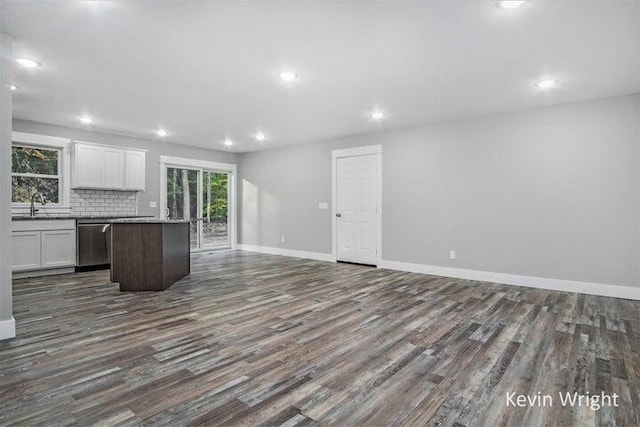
[
  {"left": 11, "top": 132, "right": 71, "bottom": 214},
  {"left": 11, "top": 145, "right": 62, "bottom": 204}
]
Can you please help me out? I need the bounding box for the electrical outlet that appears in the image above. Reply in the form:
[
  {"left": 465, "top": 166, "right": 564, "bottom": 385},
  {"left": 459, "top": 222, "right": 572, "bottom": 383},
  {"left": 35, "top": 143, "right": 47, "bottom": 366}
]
[
  {"left": 281, "top": 236, "right": 285, "bottom": 243},
  {"left": 149, "top": 201, "right": 157, "bottom": 208},
  {"left": 449, "top": 250, "right": 456, "bottom": 259},
  {"left": 318, "top": 202, "right": 328, "bottom": 210}
]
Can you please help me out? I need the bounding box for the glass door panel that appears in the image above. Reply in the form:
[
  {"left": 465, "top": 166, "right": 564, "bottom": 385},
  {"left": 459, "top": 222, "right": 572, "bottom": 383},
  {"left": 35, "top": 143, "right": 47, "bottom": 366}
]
[
  {"left": 166, "top": 167, "right": 199, "bottom": 250},
  {"left": 201, "top": 171, "right": 230, "bottom": 249}
]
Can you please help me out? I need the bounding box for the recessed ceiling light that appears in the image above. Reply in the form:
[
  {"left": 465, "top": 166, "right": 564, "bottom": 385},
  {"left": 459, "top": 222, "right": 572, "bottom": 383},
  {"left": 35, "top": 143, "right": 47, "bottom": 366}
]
[
  {"left": 371, "top": 110, "right": 386, "bottom": 120},
  {"left": 255, "top": 132, "right": 267, "bottom": 142},
  {"left": 79, "top": 115, "right": 94, "bottom": 124},
  {"left": 156, "top": 129, "right": 168, "bottom": 137},
  {"left": 497, "top": 1, "right": 527, "bottom": 9},
  {"left": 15, "top": 58, "right": 41, "bottom": 68},
  {"left": 9, "top": 84, "right": 19, "bottom": 91},
  {"left": 535, "top": 79, "right": 558, "bottom": 89},
  {"left": 278, "top": 71, "right": 298, "bottom": 82},
  {"left": 224, "top": 139, "right": 234, "bottom": 147}
]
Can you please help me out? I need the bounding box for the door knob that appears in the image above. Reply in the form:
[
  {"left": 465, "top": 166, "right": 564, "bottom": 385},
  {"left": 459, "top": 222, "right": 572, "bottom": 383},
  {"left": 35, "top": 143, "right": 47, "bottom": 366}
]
[{"left": 335, "top": 213, "right": 342, "bottom": 218}]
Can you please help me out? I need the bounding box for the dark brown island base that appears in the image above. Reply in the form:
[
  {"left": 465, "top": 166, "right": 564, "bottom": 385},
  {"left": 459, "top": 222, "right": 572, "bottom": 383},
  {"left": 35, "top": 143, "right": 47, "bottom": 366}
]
[{"left": 109, "top": 219, "right": 190, "bottom": 291}]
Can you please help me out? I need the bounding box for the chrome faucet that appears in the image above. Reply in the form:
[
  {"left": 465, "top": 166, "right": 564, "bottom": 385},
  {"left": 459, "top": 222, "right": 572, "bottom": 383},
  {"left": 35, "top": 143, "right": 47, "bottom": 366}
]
[{"left": 30, "top": 191, "right": 46, "bottom": 217}]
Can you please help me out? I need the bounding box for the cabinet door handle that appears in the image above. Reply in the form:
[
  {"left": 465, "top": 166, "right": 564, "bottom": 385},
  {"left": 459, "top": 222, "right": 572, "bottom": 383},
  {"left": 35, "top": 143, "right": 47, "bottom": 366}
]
[{"left": 335, "top": 213, "right": 342, "bottom": 218}]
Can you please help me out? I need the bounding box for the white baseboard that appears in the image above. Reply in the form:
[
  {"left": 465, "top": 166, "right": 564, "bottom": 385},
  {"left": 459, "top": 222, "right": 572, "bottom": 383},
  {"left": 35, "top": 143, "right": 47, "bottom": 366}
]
[
  {"left": 379, "top": 260, "right": 640, "bottom": 301},
  {"left": 238, "top": 244, "right": 335, "bottom": 263},
  {"left": 236, "top": 246, "right": 639, "bottom": 300},
  {"left": 13, "top": 267, "right": 75, "bottom": 279},
  {"left": 0, "top": 317, "right": 16, "bottom": 340}
]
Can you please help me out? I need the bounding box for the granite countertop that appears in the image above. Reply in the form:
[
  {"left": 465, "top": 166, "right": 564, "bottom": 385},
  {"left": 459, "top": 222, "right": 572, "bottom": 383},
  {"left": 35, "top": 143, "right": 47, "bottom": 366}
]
[
  {"left": 109, "top": 218, "right": 190, "bottom": 224},
  {"left": 12, "top": 215, "right": 153, "bottom": 221}
]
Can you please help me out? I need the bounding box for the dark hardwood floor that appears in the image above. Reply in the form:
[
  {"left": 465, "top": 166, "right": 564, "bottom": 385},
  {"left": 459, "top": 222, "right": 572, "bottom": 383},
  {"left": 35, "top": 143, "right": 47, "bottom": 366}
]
[{"left": 1, "top": 251, "right": 639, "bottom": 426}]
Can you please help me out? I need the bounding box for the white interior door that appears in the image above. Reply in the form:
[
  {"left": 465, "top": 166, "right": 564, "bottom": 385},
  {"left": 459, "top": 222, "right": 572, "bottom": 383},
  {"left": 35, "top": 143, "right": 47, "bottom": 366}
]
[{"left": 336, "top": 154, "right": 378, "bottom": 265}]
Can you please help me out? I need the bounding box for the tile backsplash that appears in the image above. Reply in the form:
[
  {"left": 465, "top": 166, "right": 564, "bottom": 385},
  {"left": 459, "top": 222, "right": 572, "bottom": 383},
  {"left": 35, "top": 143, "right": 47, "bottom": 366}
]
[{"left": 70, "top": 189, "right": 138, "bottom": 216}]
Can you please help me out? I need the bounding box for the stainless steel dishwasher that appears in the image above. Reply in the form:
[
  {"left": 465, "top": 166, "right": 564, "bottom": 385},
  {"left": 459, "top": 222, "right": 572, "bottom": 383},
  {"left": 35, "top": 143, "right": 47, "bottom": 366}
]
[{"left": 77, "top": 219, "right": 111, "bottom": 269}]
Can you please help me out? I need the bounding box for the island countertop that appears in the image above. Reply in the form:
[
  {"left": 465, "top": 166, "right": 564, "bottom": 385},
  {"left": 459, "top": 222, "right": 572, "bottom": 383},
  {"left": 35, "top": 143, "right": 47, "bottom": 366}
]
[{"left": 108, "top": 218, "right": 190, "bottom": 224}]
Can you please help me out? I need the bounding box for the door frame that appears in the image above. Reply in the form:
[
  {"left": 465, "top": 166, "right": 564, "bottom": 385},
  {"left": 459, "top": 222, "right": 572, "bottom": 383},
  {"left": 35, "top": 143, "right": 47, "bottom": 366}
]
[
  {"left": 159, "top": 155, "right": 237, "bottom": 251},
  {"left": 331, "top": 145, "right": 382, "bottom": 265}
]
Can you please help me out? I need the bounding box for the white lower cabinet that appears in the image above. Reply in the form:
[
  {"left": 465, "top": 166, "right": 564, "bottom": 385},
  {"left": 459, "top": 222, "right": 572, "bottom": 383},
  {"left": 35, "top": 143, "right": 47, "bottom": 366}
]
[
  {"left": 11, "top": 231, "right": 42, "bottom": 271},
  {"left": 12, "top": 220, "right": 76, "bottom": 274},
  {"left": 41, "top": 230, "right": 76, "bottom": 269}
]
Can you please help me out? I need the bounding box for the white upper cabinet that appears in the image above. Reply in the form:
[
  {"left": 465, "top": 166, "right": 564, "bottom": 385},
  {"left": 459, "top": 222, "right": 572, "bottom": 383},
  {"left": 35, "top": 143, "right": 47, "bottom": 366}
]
[
  {"left": 102, "top": 147, "right": 125, "bottom": 189},
  {"left": 72, "top": 142, "right": 145, "bottom": 191},
  {"left": 74, "top": 143, "right": 103, "bottom": 188},
  {"left": 124, "top": 150, "right": 146, "bottom": 190}
]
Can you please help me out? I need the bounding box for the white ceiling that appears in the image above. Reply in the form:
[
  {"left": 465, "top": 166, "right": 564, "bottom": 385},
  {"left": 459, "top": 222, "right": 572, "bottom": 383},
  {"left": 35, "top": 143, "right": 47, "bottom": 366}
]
[{"left": 3, "top": 0, "right": 639, "bottom": 153}]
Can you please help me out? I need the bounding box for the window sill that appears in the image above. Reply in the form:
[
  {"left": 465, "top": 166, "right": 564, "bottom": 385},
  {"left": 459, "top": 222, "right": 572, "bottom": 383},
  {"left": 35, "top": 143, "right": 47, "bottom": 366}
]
[{"left": 12, "top": 206, "right": 72, "bottom": 216}]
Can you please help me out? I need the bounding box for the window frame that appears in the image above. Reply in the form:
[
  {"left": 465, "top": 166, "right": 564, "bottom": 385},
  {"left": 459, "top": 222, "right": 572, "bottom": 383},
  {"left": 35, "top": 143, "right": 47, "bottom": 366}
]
[
  {"left": 11, "top": 144, "right": 62, "bottom": 204},
  {"left": 11, "top": 132, "right": 72, "bottom": 216}
]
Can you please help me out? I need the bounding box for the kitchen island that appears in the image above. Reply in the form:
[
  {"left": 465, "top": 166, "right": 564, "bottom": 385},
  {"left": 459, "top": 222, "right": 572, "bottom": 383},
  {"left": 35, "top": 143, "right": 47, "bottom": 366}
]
[{"left": 109, "top": 219, "right": 190, "bottom": 291}]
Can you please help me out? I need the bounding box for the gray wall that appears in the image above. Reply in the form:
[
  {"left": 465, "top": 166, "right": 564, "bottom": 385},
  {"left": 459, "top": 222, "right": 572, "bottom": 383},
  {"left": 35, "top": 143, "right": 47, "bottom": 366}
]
[
  {"left": 0, "top": 32, "right": 14, "bottom": 336},
  {"left": 239, "top": 95, "right": 640, "bottom": 287},
  {"left": 12, "top": 120, "right": 238, "bottom": 217}
]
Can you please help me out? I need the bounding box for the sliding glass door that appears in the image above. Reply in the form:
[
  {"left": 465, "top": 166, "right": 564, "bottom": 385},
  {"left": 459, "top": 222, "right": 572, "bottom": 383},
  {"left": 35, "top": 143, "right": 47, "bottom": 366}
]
[
  {"left": 201, "top": 171, "right": 230, "bottom": 249},
  {"left": 164, "top": 166, "right": 231, "bottom": 251},
  {"left": 166, "top": 167, "right": 199, "bottom": 249}
]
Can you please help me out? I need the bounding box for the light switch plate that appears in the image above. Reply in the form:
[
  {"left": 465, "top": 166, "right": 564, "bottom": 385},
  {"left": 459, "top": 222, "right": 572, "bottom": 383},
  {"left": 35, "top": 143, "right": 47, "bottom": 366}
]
[
  {"left": 149, "top": 201, "right": 157, "bottom": 208},
  {"left": 318, "top": 202, "right": 328, "bottom": 210}
]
